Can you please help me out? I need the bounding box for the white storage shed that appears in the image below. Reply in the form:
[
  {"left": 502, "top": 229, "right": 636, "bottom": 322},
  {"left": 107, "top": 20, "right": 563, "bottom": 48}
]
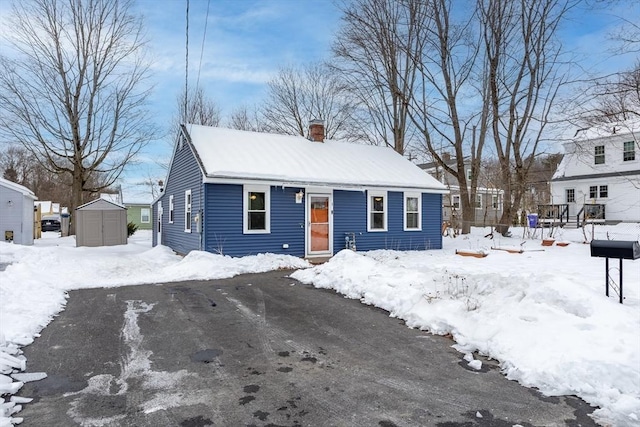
[{"left": 0, "top": 177, "right": 37, "bottom": 245}]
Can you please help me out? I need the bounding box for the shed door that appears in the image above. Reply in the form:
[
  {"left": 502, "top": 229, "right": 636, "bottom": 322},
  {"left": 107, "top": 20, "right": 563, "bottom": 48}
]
[
  {"left": 82, "top": 211, "right": 103, "bottom": 247},
  {"left": 103, "top": 211, "right": 123, "bottom": 246},
  {"left": 306, "top": 194, "right": 332, "bottom": 257}
]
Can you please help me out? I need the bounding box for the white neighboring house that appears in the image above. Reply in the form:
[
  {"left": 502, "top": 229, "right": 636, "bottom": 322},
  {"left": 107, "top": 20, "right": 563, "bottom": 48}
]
[
  {"left": 551, "top": 124, "right": 639, "bottom": 224},
  {"left": 0, "top": 177, "right": 38, "bottom": 245}
]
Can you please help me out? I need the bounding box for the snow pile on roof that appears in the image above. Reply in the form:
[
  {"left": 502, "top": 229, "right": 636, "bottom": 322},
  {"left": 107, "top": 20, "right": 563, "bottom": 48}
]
[
  {"left": 572, "top": 121, "right": 639, "bottom": 142},
  {"left": 185, "top": 124, "right": 447, "bottom": 192},
  {"left": 0, "top": 177, "right": 36, "bottom": 199}
]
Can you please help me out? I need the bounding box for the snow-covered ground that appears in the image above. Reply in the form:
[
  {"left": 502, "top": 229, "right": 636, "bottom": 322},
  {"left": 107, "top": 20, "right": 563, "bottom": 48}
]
[{"left": 1, "top": 225, "right": 639, "bottom": 426}]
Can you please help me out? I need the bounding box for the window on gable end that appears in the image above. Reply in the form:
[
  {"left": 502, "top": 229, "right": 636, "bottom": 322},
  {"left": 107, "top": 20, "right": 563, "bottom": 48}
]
[
  {"left": 184, "top": 189, "right": 192, "bottom": 232},
  {"left": 594, "top": 145, "right": 605, "bottom": 164},
  {"left": 169, "top": 195, "right": 174, "bottom": 223}
]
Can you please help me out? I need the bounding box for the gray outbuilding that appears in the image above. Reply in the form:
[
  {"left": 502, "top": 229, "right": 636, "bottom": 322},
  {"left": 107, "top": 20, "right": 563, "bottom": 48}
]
[
  {"left": 75, "top": 198, "right": 128, "bottom": 247},
  {"left": 0, "top": 177, "right": 38, "bottom": 245}
]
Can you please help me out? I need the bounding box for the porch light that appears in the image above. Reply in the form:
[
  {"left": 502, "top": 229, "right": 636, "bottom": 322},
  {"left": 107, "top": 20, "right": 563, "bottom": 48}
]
[
  {"left": 295, "top": 190, "right": 304, "bottom": 204},
  {"left": 6, "top": 200, "right": 13, "bottom": 207}
]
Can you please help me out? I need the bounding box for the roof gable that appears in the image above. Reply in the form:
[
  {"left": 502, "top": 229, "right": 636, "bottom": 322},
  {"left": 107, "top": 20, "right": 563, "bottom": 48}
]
[
  {"left": 77, "top": 198, "right": 126, "bottom": 211},
  {"left": 184, "top": 125, "right": 446, "bottom": 192},
  {"left": 0, "top": 177, "right": 37, "bottom": 199}
]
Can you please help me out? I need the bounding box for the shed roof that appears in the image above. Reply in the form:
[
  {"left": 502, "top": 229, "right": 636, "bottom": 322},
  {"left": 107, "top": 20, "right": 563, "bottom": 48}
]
[
  {"left": 76, "top": 198, "right": 126, "bottom": 211},
  {"left": 0, "top": 177, "right": 37, "bottom": 200},
  {"left": 183, "top": 125, "right": 447, "bottom": 193}
]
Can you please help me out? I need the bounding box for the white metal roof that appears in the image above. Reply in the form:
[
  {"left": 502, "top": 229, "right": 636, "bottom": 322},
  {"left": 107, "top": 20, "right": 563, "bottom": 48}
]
[{"left": 184, "top": 125, "right": 447, "bottom": 193}]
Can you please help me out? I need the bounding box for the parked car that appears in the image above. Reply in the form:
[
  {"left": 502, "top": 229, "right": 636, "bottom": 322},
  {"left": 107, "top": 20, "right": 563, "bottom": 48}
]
[{"left": 41, "top": 215, "right": 61, "bottom": 232}]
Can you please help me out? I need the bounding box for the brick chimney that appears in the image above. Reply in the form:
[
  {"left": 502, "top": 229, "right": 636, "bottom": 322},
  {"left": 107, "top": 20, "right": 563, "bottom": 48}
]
[{"left": 309, "top": 119, "right": 325, "bottom": 142}]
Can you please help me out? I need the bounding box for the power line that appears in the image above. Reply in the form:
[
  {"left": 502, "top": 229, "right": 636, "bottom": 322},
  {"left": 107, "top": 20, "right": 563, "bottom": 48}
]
[
  {"left": 195, "top": 0, "right": 211, "bottom": 94},
  {"left": 184, "top": 0, "right": 189, "bottom": 122}
]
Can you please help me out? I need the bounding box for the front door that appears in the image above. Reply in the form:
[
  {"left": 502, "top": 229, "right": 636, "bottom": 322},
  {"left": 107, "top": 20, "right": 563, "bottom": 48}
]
[{"left": 307, "top": 194, "right": 332, "bottom": 257}]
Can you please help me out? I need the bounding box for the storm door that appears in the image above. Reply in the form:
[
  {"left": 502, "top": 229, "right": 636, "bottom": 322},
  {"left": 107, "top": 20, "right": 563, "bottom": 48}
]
[{"left": 307, "top": 194, "right": 332, "bottom": 257}]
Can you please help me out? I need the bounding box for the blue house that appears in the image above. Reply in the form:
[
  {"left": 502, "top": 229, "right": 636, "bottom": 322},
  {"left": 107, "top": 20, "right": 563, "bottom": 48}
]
[{"left": 152, "top": 122, "right": 447, "bottom": 259}]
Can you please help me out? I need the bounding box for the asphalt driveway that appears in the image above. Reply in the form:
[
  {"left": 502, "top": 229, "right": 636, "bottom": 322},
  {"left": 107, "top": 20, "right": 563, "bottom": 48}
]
[{"left": 18, "top": 270, "right": 597, "bottom": 426}]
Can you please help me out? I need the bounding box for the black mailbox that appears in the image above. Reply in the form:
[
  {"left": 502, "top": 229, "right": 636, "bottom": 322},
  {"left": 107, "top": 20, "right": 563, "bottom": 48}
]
[
  {"left": 590, "top": 240, "right": 640, "bottom": 260},
  {"left": 590, "top": 240, "right": 640, "bottom": 304}
]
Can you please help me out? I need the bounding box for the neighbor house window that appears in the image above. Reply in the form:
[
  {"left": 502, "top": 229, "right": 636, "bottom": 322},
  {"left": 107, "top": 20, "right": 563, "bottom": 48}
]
[
  {"left": 404, "top": 193, "right": 421, "bottom": 231},
  {"left": 243, "top": 185, "right": 270, "bottom": 233},
  {"left": 492, "top": 194, "right": 501, "bottom": 210},
  {"left": 623, "top": 141, "right": 635, "bottom": 161},
  {"left": 367, "top": 191, "right": 387, "bottom": 231},
  {"left": 466, "top": 168, "right": 473, "bottom": 181},
  {"left": 141, "top": 208, "right": 150, "bottom": 223},
  {"left": 599, "top": 185, "right": 608, "bottom": 198},
  {"left": 594, "top": 145, "right": 605, "bottom": 164},
  {"left": 566, "top": 188, "right": 575, "bottom": 203},
  {"left": 452, "top": 195, "right": 460, "bottom": 209},
  {"left": 589, "top": 186, "right": 598, "bottom": 199},
  {"left": 169, "top": 195, "right": 174, "bottom": 223},
  {"left": 475, "top": 194, "right": 482, "bottom": 209},
  {"left": 184, "top": 189, "right": 192, "bottom": 232}
]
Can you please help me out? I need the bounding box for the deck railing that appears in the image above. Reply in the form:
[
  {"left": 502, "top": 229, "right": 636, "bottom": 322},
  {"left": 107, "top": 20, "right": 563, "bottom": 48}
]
[{"left": 537, "top": 204, "right": 569, "bottom": 224}]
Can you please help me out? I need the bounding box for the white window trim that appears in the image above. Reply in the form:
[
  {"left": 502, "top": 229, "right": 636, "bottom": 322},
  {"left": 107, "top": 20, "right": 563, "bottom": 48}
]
[
  {"left": 141, "top": 207, "right": 150, "bottom": 224},
  {"left": 403, "top": 192, "right": 422, "bottom": 231},
  {"left": 243, "top": 185, "right": 270, "bottom": 234},
  {"left": 492, "top": 194, "right": 501, "bottom": 210},
  {"left": 184, "top": 189, "right": 192, "bottom": 233},
  {"left": 169, "top": 195, "right": 174, "bottom": 224},
  {"left": 452, "top": 194, "right": 460, "bottom": 210},
  {"left": 475, "top": 194, "right": 483, "bottom": 209},
  {"left": 367, "top": 191, "right": 388, "bottom": 232}
]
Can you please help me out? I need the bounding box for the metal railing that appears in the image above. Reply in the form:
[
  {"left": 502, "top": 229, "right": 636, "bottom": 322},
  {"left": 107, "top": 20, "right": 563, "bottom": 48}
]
[
  {"left": 537, "top": 204, "right": 569, "bottom": 224},
  {"left": 577, "top": 204, "right": 605, "bottom": 227}
]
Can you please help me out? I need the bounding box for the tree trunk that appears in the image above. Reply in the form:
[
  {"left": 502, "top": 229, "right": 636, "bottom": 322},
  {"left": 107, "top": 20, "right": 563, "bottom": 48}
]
[{"left": 70, "top": 169, "right": 84, "bottom": 236}]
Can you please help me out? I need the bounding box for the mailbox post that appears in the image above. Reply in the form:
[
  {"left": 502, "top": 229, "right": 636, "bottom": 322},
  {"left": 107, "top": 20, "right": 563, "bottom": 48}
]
[{"left": 590, "top": 240, "right": 640, "bottom": 304}]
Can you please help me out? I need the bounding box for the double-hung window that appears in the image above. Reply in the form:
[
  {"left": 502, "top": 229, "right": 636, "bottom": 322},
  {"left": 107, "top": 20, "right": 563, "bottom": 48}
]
[
  {"left": 623, "top": 141, "right": 635, "bottom": 161},
  {"left": 492, "top": 194, "right": 501, "bottom": 210},
  {"left": 599, "top": 185, "right": 608, "bottom": 198},
  {"left": 475, "top": 194, "right": 482, "bottom": 209},
  {"left": 367, "top": 191, "right": 387, "bottom": 231},
  {"left": 594, "top": 145, "right": 605, "bottom": 164},
  {"left": 141, "top": 208, "right": 150, "bottom": 223},
  {"left": 244, "top": 185, "right": 270, "bottom": 233},
  {"left": 589, "top": 186, "right": 598, "bottom": 199},
  {"left": 184, "top": 189, "right": 192, "bottom": 232},
  {"left": 404, "top": 193, "right": 421, "bottom": 231},
  {"left": 452, "top": 195, "right": 460, "bottom": 209},
  {"left": 169, "top": 195, "right": 174, "bottom": 223}
]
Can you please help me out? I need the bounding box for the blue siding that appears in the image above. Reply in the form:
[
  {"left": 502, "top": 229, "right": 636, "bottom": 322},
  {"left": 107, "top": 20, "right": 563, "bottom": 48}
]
[
  {"left": 333, "top": 190, "right": 442, "bottom": 252},
  {"left": 152, "top": 141, "right": 203, "bottom": 254},
  {"left": 203, "top": 184, "right": 305, "bottom": 257}
]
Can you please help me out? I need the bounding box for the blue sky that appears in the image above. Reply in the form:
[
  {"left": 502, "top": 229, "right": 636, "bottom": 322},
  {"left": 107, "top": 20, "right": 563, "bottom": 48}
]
[{"left": 1, "top": 0, "right": 638, "bottom": 202}]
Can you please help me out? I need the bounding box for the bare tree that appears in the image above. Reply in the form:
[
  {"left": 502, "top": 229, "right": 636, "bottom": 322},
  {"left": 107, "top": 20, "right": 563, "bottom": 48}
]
[
  {"left": 0, "top": 144, "right": 109, "bottom": 209},
  {"left": 404, "top": 0, "right": 488, "bottom": 234},
  {"left": 332, "top": 0, "right": 426, "bottom": 154},
  {"left": 261, "top": 62, "right": 357, "bottom": 140},
  {"left": 480, "top": 0, "right": 573, "bottom": 235},
  {"left": 227, "top": 105, "right": 265, "bottom": 132},
  {"left": 174, "top": 86, "right": 222, "bottom": 131},
  {"left": 0, "top": 0, "right": 155, "bottom": 233}
]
